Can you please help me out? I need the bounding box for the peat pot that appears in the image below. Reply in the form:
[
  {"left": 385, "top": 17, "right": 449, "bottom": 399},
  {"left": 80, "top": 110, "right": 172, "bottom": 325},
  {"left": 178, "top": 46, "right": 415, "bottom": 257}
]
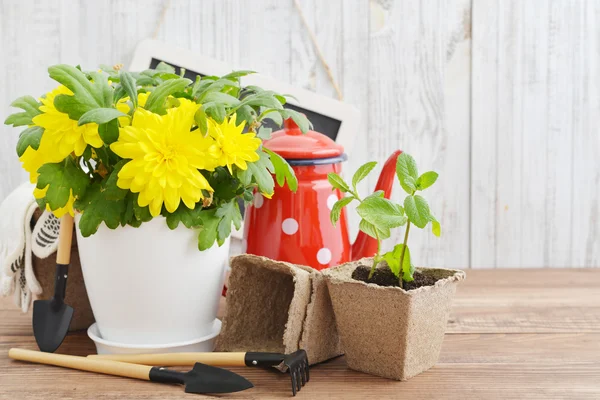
[
  {"left": 75, "top": 216, "right": 230, "bottom": 346},
  {"left": 322, "top": 258, "right": 465, "bottom": 380}
]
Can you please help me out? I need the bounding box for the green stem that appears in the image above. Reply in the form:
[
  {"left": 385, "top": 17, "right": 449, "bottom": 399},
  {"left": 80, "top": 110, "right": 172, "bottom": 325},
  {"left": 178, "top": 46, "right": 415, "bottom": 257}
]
[
  {"left": 367, "top": 230, "right": 382, "bottom": 279},
  {"left": 398, "top": 221, "right": 411, "bottom": 288}
]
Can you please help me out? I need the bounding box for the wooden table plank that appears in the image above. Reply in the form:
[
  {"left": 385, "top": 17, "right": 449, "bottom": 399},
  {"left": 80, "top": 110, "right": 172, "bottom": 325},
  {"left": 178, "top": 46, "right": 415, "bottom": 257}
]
[{"left": 1, "top": 268, "right": 599, "bottom": 399}]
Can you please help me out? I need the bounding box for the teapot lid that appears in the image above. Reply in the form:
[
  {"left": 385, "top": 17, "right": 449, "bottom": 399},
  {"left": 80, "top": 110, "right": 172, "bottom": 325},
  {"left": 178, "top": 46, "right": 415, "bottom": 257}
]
[{"left": 263, "top": 118, "right": 344, "bottom": 160}]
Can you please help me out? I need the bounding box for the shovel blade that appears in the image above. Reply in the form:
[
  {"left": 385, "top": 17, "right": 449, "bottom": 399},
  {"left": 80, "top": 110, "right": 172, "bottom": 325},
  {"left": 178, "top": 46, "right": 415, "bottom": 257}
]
[
  {"left": 32, "top": 300, "right": 73, "bottom": 353},
  {"left": 184, "top": 362, "right": 253, "bottom": 394}
]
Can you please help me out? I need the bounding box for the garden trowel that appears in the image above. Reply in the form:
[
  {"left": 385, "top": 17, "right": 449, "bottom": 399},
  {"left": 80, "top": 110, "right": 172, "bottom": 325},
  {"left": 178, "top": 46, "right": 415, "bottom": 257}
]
[
  {"left": 9, "top": 348, "right": 253, "bottom": 394},
  {"left": 32, "top": 214, "right": 74, "bottom": 352}
]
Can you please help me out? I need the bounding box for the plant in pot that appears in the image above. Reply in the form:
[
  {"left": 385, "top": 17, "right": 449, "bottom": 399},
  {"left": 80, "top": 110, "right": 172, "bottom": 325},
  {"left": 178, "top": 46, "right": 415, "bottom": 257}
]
[
  {"left": 4, "top": 62, "right": 309, "bottom": 349},
  {"left": 322, "top": 152, "right": 465, "bottom": 380}
]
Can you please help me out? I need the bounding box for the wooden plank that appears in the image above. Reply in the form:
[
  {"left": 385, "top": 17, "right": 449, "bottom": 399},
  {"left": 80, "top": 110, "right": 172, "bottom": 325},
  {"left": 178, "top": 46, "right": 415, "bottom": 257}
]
[
  {"left": 1, "top": 332, "right": 600, "bottom": 399},
  {"left": 471, "top": 0, "right": 599, "bottom": 269},
  {"left": 0, "top": 0, "right": 61, "bottom": 202},
  {"left": 571, "top": 0, "right": 600, "bottom": 268},
  {"left": 470, "top": 0, "right": 498, "bottom": 268},
  {"left": 368, "top": 0, "right": 471, "bottom": 270}
]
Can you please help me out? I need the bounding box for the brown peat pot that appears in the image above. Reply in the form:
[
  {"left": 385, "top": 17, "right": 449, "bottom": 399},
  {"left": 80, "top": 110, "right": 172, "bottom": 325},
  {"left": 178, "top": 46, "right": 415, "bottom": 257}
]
[{"left": 322, "top": 258, "right": 465, "bottom": 381}]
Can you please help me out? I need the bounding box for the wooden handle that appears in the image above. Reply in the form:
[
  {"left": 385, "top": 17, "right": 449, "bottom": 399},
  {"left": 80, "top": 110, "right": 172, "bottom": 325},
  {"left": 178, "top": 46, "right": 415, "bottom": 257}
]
[
  {"left": 56, "top": 215, "right": 74, "bottom": 265},
  {"left": 89, "top": 352, "right": 247, "bottom": 367},
  {"left": 9, "top": 348, "right": 151, "bottom": 381}
]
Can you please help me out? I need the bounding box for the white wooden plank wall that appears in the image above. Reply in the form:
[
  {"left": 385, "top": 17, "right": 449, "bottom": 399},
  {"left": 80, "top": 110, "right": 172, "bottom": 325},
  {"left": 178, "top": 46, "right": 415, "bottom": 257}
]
[{"left": 0, "top": 0, "right": 597, "bottom": 268}]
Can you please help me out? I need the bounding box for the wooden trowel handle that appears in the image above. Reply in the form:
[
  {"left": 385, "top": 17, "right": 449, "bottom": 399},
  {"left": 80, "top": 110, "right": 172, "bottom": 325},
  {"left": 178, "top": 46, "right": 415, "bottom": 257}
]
[
  {"left": 89, "top": 352, "right": 248, "bottom": 367},
  {"left": 9, "top": 348, "right": 152, "bottom": 381},
  {"left": 56, "top": 215, "right": 74, "bottom": 265}
]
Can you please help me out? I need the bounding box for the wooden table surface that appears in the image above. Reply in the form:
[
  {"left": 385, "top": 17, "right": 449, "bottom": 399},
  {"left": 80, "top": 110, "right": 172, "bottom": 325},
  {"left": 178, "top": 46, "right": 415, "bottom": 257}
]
[{"left": 1, "top": 268, "right": 599, "bottom": 399}]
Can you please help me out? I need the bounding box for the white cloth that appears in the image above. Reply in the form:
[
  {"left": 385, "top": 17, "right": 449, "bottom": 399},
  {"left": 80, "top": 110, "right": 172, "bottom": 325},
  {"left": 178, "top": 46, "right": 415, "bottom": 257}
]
[{"left": 0, "top": 182, "right": 60, "bottom": 312}]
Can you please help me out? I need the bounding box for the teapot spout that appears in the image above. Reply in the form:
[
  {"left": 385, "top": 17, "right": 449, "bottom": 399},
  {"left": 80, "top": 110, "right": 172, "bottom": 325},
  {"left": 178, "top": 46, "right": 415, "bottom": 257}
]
[{"left": 351, "top": 150, "right": 402, "bottom": 261}]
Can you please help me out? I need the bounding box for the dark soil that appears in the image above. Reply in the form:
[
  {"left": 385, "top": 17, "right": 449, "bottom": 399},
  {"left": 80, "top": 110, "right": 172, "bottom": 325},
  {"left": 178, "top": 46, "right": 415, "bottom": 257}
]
[{"left": 351, "top": 264, "right": 440, "bottom": 290}]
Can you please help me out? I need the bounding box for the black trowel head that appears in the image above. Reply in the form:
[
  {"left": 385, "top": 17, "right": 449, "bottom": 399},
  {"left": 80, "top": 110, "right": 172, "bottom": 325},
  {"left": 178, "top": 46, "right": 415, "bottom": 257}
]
[
  {"left": 32, "top": 299, "right": 73, "bottom": 353},
  {"left": 184, "top": 363, "right": 254, "bottom": 394}
]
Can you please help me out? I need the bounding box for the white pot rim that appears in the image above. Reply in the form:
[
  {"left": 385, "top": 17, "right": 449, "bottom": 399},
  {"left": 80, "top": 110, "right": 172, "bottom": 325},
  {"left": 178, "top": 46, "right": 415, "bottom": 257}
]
[{"left": 87, "top": 319, "right": 222, "bottom": 349}]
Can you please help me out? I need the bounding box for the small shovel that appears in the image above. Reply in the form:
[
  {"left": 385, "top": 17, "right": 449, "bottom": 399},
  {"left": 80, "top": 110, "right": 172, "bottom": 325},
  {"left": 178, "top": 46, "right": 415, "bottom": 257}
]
[
  {"left": 90, "top": 350, "right": 310, "bottom": 395},
  {"left": 33, "top": 214, "right": 74, "bottom": 353},
  {"left": 9, "top": 348, "right": 253, "bottom": 394}
]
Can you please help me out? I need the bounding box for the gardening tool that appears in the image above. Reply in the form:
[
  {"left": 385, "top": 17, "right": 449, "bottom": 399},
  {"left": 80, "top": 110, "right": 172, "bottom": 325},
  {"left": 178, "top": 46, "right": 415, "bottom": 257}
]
[
  {"left": 32, "top": 214, "right": 74, "bottom": 353},
  {"left": 90, "top": 349, "right": 310, "bottom": 396},
  {"left": 9, "top": 348, "right": 253, "bottom": 394},
  {"left": 244, "top": 117, "right": 401, "bottom": 270}
]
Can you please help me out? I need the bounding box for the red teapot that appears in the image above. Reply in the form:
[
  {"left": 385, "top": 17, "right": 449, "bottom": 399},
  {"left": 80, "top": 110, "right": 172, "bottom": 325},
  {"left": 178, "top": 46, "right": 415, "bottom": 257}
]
[{"left": 242, "top": 119, "right": 401, "bottom": 270}]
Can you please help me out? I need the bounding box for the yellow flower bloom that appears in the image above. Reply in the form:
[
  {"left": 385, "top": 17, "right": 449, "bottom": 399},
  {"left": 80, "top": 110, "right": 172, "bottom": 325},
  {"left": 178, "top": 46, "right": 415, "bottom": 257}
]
[
  {"left": 32, "top": 85, "right": 103, "bottom": 158},
  {"left": 208, "top": 116, "right": 261, "bottom": 173},
  {"left": 110, "top": 99, "right": 220, "bottom": 217},
  {"left": 18, "top": 134, "right": 66, "bottom": 183},
  {"left": 33, "top": 186, "right": 75, "bottom": 218},
  {"left": 116, "top": 92, "right": 150, "bottom": 127}
]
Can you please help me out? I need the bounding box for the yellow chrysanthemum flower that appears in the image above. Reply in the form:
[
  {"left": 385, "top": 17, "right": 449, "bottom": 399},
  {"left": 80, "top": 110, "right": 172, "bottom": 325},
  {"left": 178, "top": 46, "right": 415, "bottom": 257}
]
[
  {"left": 32, "top": 85, "right": 103, "bottom": 158},
  {"left": 208, "top": 116, "right": 261, "bottom": 173},
  {"left": 18, "top": 132, "right": 67, "bottom": 183},
  {"left": 33, "top": 186, "right": 75, "bottom": 218},
  {"left": 110, "top": 99, "right": 221, "bottom": 217},
  {"left": 116, "top": 92, "right": 150, "bottom": 127}
]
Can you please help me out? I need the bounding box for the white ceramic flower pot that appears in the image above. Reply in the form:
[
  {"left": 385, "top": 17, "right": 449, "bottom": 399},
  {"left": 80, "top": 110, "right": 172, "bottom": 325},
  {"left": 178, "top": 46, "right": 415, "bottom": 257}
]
[{"left": 75, "top": 216, "right": 230, "bottom": 345}]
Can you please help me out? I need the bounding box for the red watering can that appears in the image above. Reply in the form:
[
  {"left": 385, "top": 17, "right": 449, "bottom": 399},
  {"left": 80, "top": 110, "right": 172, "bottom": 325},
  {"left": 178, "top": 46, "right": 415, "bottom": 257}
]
[{"left": 243, "top": 119, "right": 401, "bottom": 270}]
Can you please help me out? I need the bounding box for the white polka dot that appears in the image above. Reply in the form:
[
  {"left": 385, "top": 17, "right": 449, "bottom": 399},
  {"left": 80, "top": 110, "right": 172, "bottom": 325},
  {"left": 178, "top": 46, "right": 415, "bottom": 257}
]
[
  {"left": 253, "top": 193, "right": 264, "bottom": 209},
  {"left": 326, "top": 194, "right": 338, "bottom": 210},
  {"left": 282, "top": 218, "right": 299, "bottom": 235},
  {"left": 316, "top": 248, "right": 332, "bottom": 265}
]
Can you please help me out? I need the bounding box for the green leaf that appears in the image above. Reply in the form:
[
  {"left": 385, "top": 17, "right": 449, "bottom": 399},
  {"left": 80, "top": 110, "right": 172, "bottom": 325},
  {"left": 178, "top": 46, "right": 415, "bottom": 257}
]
[
  {"left": 205, "top": 103, "right": 226, "bottom": 123},
  {"left": 49, "top": 65, "right": 111, "bottom": 119},
  {"left": 258, "top": 108, "right": 283, "bottom": 126},
  {"left": 281, "top": 108, "right": 312, "bottom": 134},
  {"left": 119, "top": 71, "right": 138, "bottom": 108},
  {"left": 416, "top": 171, "right": 438, "bottom": 190},
  {"left": 404, "top": 194, "right": 431, "bottom": 229},
  {"left": 144, "top": 78, "right": 192, "bottom": 114},
  {"left": 356, "top": 196, "right": 407, "bottom": 229},
  {"left": 4, "top": 96, "right": 42, "bottom": 127},
  {"left": 103, "top": 160, "right": 128, "bottom": 201},
  {"left": 206, "top": 167, "right": 242, "bottom": 201},
  {"left": 330, "top": 196, "right": 354, "bottom": 226},
  {"left": 194, "top": 107, "right": 208, "bottom": 135},
  {"left": 383, "top": 244, "right": 413, "bottom": 281},
  {"left": 75, "top": 183, "right": 127, "bottom": 237},
  {"left": 257, "top": 126, "right": 272, "bottom": 140},
  {"left": 97, "top": 119, "right": 120, "bottom": 144},
  {"left": 165, "top": 204, "right": 202, "bottom": 230},
  {"left": 359, "top": 219, "right": 391, "bottom": 240},
  {"left": 264, "top": 148, "right": 298, "bottom": 192},
  {"left": 239, "top": 92, "right": 284, "bottom": 110},
  {"left": 154, "top": 62, "right": 176, "bottom": 74},
  {"left": 235, "top": 105, "right": 255, "bottom": 127},
  {"left": 396, "top": 152, "right": 419, "bottom": 194},
  {"left": 36, "top": 158, "right": 89, "bottom": 210},
  {"left": 216, "top": 200, "right": 243, "bottom": 241},
  {"left": 352, "top": 161, "right": 377, "bottom": 191},
  {"left": 132, "top": 194, "right": 153, "bottom": 222},
  {"left": 430, "top": 214, "right": 441, "bottom": 237},
  {"left": 197, "top": 209, "right": 222, "bottom": 251},
  {"left": 201, "top": 91, "right": 240, "bottom": 107},
  {"left": 246, "top": 150, "right": 275, "bottom": 196},
  {"left": 222, "top": 70, "right": 256, "bottom": 80},
  {"left": 327, "top": 173, "right": 350, "bottom": 193},
  {"left": 78, "top": 108, "right": 127, "bottom": 126},
  {"left": 16, "top": 126, "right": 44, "bottom": 156}
]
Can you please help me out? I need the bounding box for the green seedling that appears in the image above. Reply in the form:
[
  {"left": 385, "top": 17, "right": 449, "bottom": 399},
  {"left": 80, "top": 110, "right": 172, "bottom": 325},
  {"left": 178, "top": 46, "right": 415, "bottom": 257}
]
[{"left": 328, "top": 153, "right": 441, "bottom": 288}]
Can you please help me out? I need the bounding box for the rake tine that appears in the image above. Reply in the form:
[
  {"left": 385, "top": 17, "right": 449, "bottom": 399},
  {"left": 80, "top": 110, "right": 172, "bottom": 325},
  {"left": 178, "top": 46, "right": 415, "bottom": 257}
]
[
  {"left": 299, "top": 365, "right": 306, "bottom": 387},
  {"left": 290, "top": 370, "right": 297, "bottom": 396},
  {"left": 295, "top": 369, "right": 302, "bottom": 393}
]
